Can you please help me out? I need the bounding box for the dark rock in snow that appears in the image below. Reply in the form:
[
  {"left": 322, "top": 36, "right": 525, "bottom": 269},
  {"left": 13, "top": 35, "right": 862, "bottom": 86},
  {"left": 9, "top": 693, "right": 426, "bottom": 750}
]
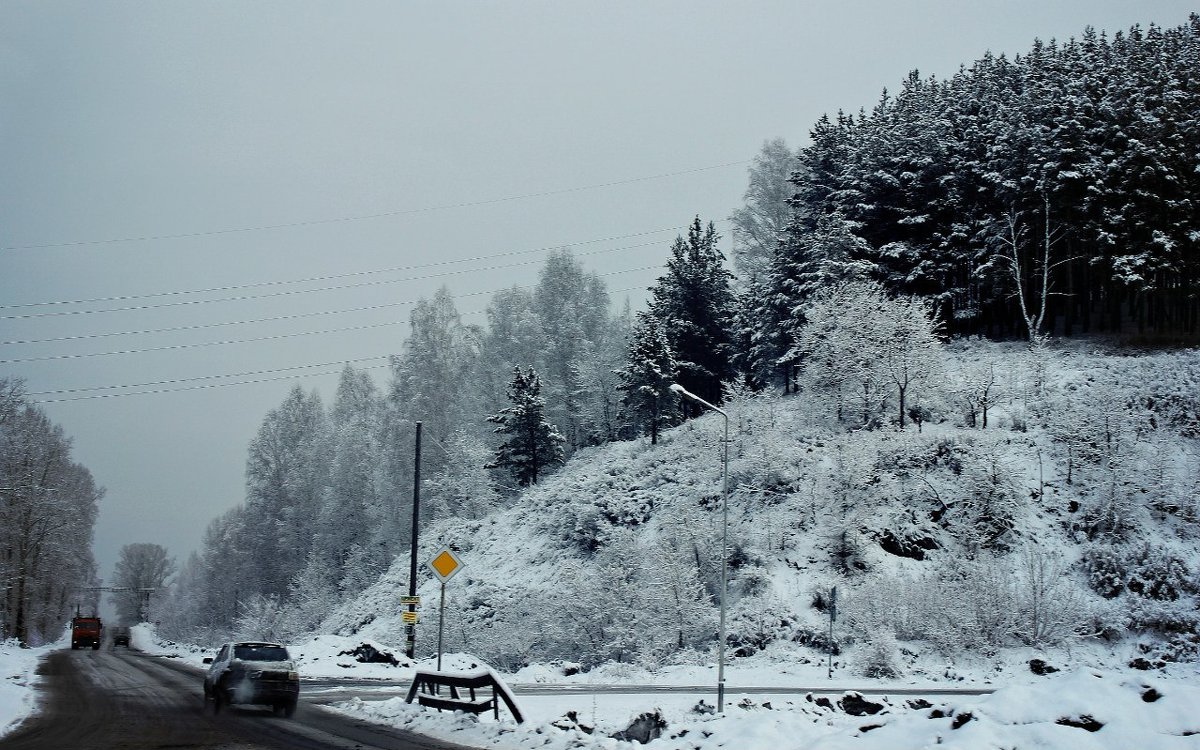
[
  {"left": 859, "top": 724, "right": 884, "bottom": 733},
  {"left": 611, "top": 711, "right": 667, "bottom": 744},
  {"left": 1056, "top": 715, "right": 1104, "bottom": 732},
  {"left": 551, "top": 710, "right": 594, "bottom": 734},
  {"left": 839, "top": 693, "right": 883, "bottom": 716},
  {"left": 877, "top": 530, "right": 938, "bottom": 560},
  {"left": 560, "top": 662, "right": 582, "bottom": 677},
  {"left": 929, "top": 709, "right": 947, "bottom": 719},
  {"left": 806, "top": 694, "right": 835, "bottom": 710},
  {"left": 338, "top": 642, "right": 400, "bottom": 666},
  {"left": 1029, "top": 658, "right": 1059, "bottom": 675},
  {"left": 951, "top": 711, "right": 974, "bottom": 729},
  {"left": 907, "top": 698, "right": 933, "bottom": 710},
  {"left": 1142, "top": 687, "right": 1162, "bottom": 703}
]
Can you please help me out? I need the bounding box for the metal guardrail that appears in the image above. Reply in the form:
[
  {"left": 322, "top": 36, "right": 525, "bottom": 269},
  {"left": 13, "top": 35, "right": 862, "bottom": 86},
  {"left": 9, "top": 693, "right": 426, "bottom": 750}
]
[{"left": 405, "top": 669, "right": 524, "bottom": 723}]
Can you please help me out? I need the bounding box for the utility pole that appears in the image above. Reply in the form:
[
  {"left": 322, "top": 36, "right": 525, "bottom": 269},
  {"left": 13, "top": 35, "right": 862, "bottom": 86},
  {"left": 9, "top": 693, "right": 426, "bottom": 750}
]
[
  {"left": 828, "top": 586, "right": 837, "bottom": 679},
  {"left": 406, "top": 421, "right": 422, "bottom": 659}
]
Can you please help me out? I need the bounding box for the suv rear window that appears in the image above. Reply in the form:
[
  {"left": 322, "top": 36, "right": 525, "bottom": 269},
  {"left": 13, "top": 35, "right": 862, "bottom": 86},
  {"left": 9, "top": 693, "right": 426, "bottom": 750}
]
[{"left": 234, "top": 644, "right": 290, "bottom": 662}]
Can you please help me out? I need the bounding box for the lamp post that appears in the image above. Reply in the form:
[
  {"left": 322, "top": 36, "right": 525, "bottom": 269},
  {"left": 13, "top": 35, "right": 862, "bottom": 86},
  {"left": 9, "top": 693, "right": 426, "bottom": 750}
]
[{"left": 669, "top": 383, "right": 729, "bottom": 714}]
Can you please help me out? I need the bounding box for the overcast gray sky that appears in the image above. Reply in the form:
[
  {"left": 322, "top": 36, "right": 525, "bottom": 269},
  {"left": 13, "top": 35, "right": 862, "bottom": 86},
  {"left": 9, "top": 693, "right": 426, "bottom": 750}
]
[{"left": 1, "top": 1, "right": 1194, "bottom": 593}]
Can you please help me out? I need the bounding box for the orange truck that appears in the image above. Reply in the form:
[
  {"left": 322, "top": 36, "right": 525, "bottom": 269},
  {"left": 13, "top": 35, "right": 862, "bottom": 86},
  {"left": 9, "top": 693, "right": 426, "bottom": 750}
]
[{"left": 71, "top": 616, "right": 103, "bottom": 650}]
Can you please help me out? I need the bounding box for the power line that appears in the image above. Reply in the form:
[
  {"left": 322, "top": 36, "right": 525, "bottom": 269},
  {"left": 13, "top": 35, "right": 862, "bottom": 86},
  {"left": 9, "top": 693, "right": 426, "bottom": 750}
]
[
  {"left": 1, "top": 241, "right": 665, "bottom": 342},
  {"left": 0, "top": 227, "right": 681, "bottom": 311},
  {"left": 28, "top": 282, "right": 652, "bottom": 403},
  {"left": 2, "top": 267, "right": 660, "bottom": 365},
  {"left": 33, "top": 365, "right": 392, "bottom": 404},
  {"left": 25, "top": 356, "right": 391, "bottom": 396},
  {"left": 1, "top": 160, "right": 747, "bottom": 252},
  {"left": 1, "top": 237, "right": 672, "bottom": 321},
  {"left": 1, "top": 319, "right": 410, "bottom": 365}
]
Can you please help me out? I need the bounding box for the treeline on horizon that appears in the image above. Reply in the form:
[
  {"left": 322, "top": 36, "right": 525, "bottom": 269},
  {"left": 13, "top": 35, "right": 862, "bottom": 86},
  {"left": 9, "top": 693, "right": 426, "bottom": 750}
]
[
  {"left": 741, "top": 15, "right": 1200, "bottom": 384},
  {"left": 153, "top": 16, "right": 1200, "bottom": 642}
]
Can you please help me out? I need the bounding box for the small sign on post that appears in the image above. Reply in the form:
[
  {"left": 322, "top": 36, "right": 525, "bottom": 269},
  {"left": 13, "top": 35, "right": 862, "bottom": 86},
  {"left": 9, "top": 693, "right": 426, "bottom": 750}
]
[
  {"left": 401, "top": 610, "right": 420, "bottom": 625},
  {"left": 400, "top": 595, "right": 421, "bottom": 605}
]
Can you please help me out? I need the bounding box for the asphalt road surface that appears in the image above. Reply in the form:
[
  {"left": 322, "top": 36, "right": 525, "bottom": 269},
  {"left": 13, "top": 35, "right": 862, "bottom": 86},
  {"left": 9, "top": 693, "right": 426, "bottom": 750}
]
[{"left": 0, "top": 649, "right": 476, "bottom": 750}]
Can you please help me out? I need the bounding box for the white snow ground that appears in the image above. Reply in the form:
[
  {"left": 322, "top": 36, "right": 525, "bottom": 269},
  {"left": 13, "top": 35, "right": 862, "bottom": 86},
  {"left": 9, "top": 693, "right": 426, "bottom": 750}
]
[
  {"left": 3, "top": 624, "right": 1197, "bottom": 747},
  {"left": 330, "top": 668, "right": 1200, "bottom": 750},
  {"left": 30, "top": 627, "right": 1193, "bottom": 749},
  {"left": 0, "top": 632, "right": 65, "bottom": 738}
]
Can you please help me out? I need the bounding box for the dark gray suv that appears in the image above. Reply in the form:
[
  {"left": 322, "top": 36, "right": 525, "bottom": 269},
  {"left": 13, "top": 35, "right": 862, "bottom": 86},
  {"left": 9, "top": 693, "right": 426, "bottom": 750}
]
[{"left": 203, "top": 641, "right": 299, "bottom": 717}]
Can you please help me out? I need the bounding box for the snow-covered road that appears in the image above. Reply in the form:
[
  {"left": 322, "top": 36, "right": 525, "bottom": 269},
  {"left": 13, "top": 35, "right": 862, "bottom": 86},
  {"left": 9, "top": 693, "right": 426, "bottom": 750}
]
[{"left": 1, "top": 648, "right": 475, "bottom": 750}]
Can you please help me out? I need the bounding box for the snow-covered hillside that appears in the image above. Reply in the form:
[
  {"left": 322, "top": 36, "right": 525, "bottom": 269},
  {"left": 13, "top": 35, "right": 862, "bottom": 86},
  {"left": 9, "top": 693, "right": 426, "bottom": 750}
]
[{"left": 323, "top": 341, "right": 1200, "bottom": 680}]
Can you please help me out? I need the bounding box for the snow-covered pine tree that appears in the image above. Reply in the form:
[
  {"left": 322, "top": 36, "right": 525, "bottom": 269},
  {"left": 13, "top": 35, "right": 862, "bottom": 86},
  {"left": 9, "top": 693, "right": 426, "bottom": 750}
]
[
  {"left": 648, "top": 217, "right": 737, "bottom": 412},
  {"left": 752, "top": 210, "right": 875, "bottom": 394},
  {"left": 617, "top": 311, "right": 680, "bottom": 445},
  {"left": 775, "top": 21, "right": 1200, "bottom": 338},
  {"left": 486, "top": 366, "right": 565, "bottom": 486}
]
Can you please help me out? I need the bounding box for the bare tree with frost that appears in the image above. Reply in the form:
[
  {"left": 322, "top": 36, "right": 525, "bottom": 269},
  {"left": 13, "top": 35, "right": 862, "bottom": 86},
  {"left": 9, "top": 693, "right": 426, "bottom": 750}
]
[{"left": 111, "top": 543, "right": 176, "bottom": 625}]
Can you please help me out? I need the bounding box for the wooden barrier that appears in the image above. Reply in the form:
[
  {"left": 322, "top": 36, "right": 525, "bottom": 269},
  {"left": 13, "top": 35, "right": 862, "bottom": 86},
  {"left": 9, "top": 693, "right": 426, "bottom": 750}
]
[{"left": 405, "top": 669, "right": 524, "bottom": 724}]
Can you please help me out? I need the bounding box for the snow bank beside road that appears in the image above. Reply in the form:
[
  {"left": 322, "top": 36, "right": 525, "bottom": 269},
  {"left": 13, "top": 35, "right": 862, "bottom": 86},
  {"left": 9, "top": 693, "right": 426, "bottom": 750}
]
[
  {"left": 130, "top": 627, "right": 1200, "bottom": 748},
  {"left": 0, "top": 637, "right": 59, "bottom": 739},
  {"left": 332, "top": 669, "right": 1200, "bottom": 750}
]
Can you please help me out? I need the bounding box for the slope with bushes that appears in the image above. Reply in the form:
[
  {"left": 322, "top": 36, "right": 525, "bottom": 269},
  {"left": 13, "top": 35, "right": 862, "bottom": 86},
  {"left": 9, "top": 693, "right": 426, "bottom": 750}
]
[{"left": 323, "top": 341, "right": 1200, "bottom": 676}]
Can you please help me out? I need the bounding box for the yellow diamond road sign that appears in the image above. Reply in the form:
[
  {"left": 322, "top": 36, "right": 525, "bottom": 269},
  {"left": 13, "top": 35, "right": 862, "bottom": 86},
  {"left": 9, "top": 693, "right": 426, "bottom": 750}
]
[{"left": 429, "top": 548, "right": 464, "bottom": 582}]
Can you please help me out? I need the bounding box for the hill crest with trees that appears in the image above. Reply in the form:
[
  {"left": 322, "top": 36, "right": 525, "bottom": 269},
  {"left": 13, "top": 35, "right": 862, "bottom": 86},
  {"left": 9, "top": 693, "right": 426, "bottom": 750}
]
[{"left": 151, "top": 17, "right": 1200, "bottom": 673}]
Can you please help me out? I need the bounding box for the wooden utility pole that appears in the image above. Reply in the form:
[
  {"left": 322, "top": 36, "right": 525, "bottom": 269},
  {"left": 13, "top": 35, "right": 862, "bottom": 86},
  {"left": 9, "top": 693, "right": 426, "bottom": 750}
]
[{"left": 406, "top": 422, "right": 422, "bottom": 659}]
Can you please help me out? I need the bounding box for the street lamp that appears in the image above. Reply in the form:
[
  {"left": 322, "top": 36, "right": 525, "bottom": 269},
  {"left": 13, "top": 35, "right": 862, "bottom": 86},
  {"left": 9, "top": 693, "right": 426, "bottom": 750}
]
[{"left": 669, "top": 383, "right": 729, "bottom": 714}]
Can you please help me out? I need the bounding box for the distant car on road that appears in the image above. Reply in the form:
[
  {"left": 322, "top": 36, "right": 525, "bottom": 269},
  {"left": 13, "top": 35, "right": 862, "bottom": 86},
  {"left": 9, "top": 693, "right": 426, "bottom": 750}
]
[
  {"left": 111, "top": 627, "right": 131, "bottom": 648},
  {"left": 203, "top": 641, "right": 299, "bottom": 717}
]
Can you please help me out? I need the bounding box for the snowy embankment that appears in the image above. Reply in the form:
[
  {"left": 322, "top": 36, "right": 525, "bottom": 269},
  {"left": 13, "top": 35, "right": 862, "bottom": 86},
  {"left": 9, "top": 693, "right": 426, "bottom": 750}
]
[
  {"left": 0, "top": 633, "right": 66, "bottom": 739},
  {"left": 328, "top": 668, "right": 1200, "bottom": 750},
  {"left": 129, "top": 625, "right": 1200, "bottom": 749}
]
